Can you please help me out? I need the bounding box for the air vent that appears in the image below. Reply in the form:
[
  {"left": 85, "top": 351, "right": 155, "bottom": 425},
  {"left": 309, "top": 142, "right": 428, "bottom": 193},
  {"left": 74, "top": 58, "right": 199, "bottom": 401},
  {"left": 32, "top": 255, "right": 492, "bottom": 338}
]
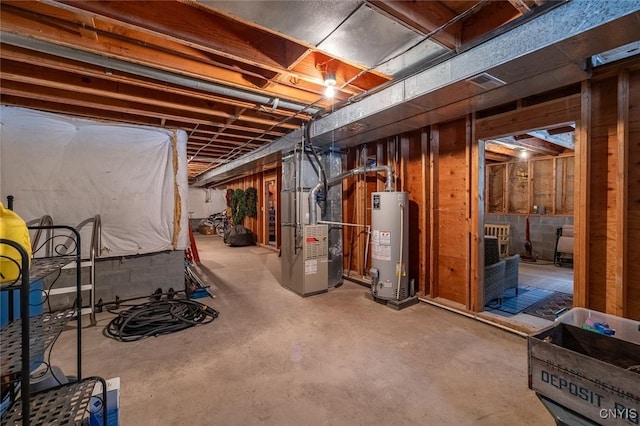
[{"left": 466, "top": 72, "right": 507, "bottom": 89}]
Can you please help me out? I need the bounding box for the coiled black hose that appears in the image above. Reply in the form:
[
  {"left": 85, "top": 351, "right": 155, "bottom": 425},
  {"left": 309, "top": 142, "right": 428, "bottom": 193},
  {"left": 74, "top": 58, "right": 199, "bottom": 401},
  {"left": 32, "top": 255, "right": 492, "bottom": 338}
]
[{"left": 104, "top": 299, "right": 219, "bottom": 342}]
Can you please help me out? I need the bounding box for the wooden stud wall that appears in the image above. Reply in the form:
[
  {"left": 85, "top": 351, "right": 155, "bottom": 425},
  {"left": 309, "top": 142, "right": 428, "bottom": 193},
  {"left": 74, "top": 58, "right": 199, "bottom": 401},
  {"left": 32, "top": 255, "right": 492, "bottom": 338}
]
[
  {"left": 218, "top": 59, "right": 640, "bottom": 321},
  {"left": 432, "top": 118, "right": 470, "bottom": 305}
]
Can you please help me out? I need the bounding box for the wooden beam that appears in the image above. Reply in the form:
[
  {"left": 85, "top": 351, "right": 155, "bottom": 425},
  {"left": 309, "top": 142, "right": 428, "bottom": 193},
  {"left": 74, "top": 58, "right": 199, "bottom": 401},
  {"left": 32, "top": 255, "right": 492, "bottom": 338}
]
[
  {"left": 526, "top": 129, "right": 575, "bottom": 150},
  {"left": 2, "top": 2, "right": 367, "bottom": 101},
  {"left": 484, "top": 141, "right": 520, "bottom": 157},
  {"left": 46, "top": 0, "right": 309, "bottom": 69},
  {"left": 0, "top": 59, "right": 302, "bottom": 129},
  {"left": 512, "top": 136, "right": 566, "bottom": 156},
  {"left": 367, "top": 0, "right": 460, "bottom": 49},
  {"left": 476, "top": 94, "right": 580, "bottom": 140},
  {"left": 461, "top": 1, "right": 520, "bottom": 45},
  {"left": 1, "top": 38, "right": 338, "bottom": 111},
  {"left": 0, "top": 3, "right": 338, "bottom": 106},
  {"left": 614, "top": 69, "right": 629, "bottom": 317},
  {"left": 484, "top": 152, "right": 512, "bottom": 163},
  {"left": 507, "top": 0, "right": 531, "bottom": 14}
]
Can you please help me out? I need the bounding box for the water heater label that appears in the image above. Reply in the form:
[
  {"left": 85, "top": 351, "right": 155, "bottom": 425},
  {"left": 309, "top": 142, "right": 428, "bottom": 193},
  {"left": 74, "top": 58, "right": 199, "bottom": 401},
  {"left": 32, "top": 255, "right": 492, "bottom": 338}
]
[
  {"left": 372, "top": 194, "right": 381, "bottom": 209},
  {"left": 379, "top": 231, "right": 391, "bottom": 245},
  {"left": 372, "top": 244, "right": 391, "bottom": 261}
]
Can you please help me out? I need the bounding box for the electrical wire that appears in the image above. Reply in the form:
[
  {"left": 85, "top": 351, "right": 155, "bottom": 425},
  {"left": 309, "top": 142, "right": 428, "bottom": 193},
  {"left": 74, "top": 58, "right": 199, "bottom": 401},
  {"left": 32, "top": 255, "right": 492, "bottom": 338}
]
[{"left": 104, "top": 299, "right": 219, "bottom": 342}]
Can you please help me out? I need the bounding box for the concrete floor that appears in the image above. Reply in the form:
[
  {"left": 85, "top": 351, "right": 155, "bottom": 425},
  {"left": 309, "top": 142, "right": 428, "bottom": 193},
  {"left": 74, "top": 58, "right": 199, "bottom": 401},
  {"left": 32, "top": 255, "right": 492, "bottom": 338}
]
[{"left": 55, "top": 235, "right": 555, "bottom": 425}]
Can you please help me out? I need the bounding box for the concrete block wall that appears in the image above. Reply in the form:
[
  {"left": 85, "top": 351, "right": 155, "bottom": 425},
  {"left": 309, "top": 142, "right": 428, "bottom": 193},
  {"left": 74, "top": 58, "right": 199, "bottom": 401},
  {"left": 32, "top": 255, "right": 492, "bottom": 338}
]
[
  {"left": 485, "top": 214, "right": 573, "bottom": 261},
  {"left": 44, "top": 250, "right": 184, "bottom": 310}
]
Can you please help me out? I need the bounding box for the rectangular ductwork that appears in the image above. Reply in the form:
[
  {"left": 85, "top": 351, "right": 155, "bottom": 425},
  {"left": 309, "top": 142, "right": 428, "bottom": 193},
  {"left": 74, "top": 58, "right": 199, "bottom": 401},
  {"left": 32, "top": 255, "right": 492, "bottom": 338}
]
[{"left": 195, "top": 0, "right": 640, "bottom": 186}]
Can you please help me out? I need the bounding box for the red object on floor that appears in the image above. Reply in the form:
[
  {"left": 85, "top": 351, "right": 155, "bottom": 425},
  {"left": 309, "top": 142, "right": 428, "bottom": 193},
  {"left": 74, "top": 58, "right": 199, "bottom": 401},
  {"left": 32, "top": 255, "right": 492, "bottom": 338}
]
[{"left": 186, "top": 226, "right": 200, "bottom": 264}]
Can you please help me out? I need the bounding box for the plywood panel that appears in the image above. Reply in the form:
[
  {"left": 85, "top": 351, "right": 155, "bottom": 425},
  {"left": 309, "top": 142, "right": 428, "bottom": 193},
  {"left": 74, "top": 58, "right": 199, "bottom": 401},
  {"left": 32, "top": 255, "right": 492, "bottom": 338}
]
[
  {"left": 435, "top": 119, "right": 469, "bottom": 305},
  {"left": 626, "top": 69, "right": 640, "bottom": 320},
  {"left": 437, "top": 255, "right": 468, "bottom": 304}
]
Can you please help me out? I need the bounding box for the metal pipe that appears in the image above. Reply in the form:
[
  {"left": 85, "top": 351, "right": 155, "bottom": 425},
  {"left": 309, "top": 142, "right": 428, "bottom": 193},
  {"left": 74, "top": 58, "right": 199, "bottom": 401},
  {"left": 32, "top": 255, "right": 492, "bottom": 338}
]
[
  {"left": 305, "top": 124, "right": 328, "bottom": 195},
  {"left": 418, "top": 297, "right": 529, "bottom": 338},
  {"left": 1, "top": 32, "right": 322, "bottom": 116},
  {"left": 309, "top": 165, "right": 394, "bottom": 224},
  {"left": 396, "top": 201, "right": 405, "bottom": 300}
]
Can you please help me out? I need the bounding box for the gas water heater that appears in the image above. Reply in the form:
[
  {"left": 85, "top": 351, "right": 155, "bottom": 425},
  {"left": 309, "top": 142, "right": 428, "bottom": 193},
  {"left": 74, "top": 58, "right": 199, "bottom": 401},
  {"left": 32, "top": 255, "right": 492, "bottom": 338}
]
[{"left": 369, "top": 191, "right": 414, "bottom": 306}]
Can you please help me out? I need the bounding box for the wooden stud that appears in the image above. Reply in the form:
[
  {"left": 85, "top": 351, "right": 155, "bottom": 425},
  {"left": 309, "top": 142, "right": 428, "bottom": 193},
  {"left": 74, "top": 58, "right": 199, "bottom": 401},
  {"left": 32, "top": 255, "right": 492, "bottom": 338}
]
[
  {"left": 466, "top": 114, "right": 478, "bottom": 312},
  {"left": 470, "top": 114, "right": 483, "bottom": 311},
  {"left": 574, "top": 81, "right": 591, "bottom": 309},
  {"left": 429, "top": 125, "right": 440, "bottom": 298},
  {"left": 614, "top": 70, "right": 629, "bottom": 317},
  {"left": 421, "top": 127, "right": 430, "bottom": 296}
]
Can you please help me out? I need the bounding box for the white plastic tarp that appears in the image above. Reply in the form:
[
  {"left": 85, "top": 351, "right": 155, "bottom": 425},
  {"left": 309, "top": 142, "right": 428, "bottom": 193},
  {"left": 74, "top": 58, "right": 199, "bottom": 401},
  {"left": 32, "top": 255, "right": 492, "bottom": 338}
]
[
  {"left": 0, "top": 106, "right": 188, "bottom": 257},
  {"left": 187, "top": 187, "right": 227, "bottom": 219}
]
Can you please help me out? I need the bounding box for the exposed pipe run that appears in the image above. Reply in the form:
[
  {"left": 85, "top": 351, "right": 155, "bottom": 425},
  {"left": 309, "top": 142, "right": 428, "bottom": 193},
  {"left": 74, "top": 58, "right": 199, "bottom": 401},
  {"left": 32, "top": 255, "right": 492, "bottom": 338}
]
[
  {"left": 308, "top": 165, "right": 394, "bottom": 225},
  {"left": 418, "top": 297, "right": 529, "bottom": 338},
  {"left": 0, "top": 32, "right": 322, "bottom": 116}
]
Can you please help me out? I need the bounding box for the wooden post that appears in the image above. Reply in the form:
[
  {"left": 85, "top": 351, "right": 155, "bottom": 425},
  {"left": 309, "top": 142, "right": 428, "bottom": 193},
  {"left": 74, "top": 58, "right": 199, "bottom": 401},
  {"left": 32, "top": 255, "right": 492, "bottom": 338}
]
[
  {"left": 470, "top": 114, "right": 484, "bottom": 312},
  {"left": 429, "top": 125, "right": 439, "bottom": 298},
  {"left": 421, "top": 127, "right": 430, "bottom": 296},
  {"left": 614, "top": 70, "right": 629, "bottom": 317},
  {"left": 574, "top": 81, "right": 591, "bottom": 308}
]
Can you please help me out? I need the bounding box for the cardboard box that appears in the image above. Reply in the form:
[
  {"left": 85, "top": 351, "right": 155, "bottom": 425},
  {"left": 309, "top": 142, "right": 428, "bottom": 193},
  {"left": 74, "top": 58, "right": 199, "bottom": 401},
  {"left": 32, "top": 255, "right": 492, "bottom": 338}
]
[{"left": 89, "top": 377, "right": 120, "bottom": 426}]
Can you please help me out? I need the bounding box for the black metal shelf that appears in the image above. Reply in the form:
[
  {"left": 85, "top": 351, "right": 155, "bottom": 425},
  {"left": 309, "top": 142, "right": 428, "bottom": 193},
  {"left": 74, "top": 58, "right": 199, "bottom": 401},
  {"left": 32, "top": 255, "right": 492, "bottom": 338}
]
[
  {"left": 1, "top": 226, "right": 107, "bottom": 425},
  {"left": 1, "top": 256, "right": 76, "bottom": 291},
  {"left": 0, "top": 377, "right": 103, "bottom": 425},
  {"left": 0, "top": 309, "right": 76, "bottom": 376}
]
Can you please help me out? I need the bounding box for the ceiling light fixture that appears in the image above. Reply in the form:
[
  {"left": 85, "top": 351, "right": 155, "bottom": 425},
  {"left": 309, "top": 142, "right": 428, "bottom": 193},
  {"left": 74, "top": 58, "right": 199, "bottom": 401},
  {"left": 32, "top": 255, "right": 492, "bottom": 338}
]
[
  {"left": 520, "top": 150, "right": 529, "bottom": 159},
  {"left": 324, "top": 72, "right": 337, "bottom": 98}
]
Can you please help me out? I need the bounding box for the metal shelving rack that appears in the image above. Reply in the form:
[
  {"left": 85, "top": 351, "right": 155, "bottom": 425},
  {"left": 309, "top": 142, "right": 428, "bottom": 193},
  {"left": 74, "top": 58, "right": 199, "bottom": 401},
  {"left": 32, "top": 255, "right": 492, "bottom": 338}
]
[{"left": 1, "top": 225, "right": 106, "bottom": 425}]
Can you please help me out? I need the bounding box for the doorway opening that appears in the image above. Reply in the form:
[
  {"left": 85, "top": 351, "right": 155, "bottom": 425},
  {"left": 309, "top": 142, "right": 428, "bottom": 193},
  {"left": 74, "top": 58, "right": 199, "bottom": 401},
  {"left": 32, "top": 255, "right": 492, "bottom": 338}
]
[
  {"left": 265, "top": 179, "right": 277, "bottom": 245},
  {"left": 481, "top": 124, "right": 575, "bottom": 328}
]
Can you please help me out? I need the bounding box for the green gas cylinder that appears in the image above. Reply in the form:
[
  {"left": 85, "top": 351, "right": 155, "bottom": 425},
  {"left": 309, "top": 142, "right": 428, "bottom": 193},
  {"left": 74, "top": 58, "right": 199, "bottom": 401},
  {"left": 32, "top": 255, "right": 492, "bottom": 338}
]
[{"left": 0, "top": 202, "right": 32, "bottom": 284}]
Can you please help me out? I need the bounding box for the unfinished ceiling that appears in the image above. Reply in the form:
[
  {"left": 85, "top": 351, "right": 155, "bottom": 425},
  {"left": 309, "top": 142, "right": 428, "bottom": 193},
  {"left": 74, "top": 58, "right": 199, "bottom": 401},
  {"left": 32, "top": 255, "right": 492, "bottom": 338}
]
[{"left": 0, "top": 0, "right": 551, "bottom": 179}]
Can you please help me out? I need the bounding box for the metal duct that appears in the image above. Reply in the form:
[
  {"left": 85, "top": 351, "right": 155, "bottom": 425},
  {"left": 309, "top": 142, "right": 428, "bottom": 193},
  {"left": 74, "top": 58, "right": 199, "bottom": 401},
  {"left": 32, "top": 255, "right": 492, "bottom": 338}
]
[
  {"left": 308, "top": 165, "right": 394, "bottom": 224},
  {"left": 194, "top": 0, "right": 640, "bottom": 184},
  {"left": 0, "top": 32, "right": 323, "bottom": 117}
]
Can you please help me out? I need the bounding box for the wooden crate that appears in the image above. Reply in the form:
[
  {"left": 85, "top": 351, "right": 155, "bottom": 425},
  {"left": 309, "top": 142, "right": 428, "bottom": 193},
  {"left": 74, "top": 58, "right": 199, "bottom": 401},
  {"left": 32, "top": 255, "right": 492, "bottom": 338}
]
[{"left": 528, "top": 318, "right": 640, "bottom": 425}]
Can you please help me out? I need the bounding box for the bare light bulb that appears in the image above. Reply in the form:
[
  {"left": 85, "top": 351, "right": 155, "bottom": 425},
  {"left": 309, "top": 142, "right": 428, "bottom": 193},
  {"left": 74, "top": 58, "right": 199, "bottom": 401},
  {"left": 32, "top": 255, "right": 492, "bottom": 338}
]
[{"left": 324, "top": 85, "right": 336, "bottom": 98}]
